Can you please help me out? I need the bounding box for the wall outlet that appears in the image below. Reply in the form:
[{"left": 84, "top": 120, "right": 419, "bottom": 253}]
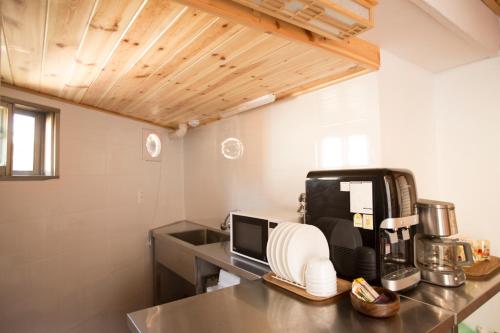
[{"left": 137, "top": 190, "right": 144, "bottom": 204}]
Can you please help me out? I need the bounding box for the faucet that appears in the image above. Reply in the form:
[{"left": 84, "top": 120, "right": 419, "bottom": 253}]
[
  {"left": 221, "top": 209, "right": 239, "bottom": 230},
  {"left": 221, "top": 213, "right": 231, "bottom": 230},
  {"left": 297, "top": 193, "right": 306, "bottom": 217}
]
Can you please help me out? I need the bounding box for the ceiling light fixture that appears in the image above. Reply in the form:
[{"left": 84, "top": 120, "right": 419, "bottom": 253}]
[{"left": 220, "top": 93, "right": 276, "bottom": 119}]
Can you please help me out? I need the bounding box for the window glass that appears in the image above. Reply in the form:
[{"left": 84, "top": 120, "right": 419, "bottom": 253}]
[
  {"left": 0, "top": 106, "right": 7, "bottom": 167},
  {"left": 44, "top": 113, "right": 53, "bottom": 175},
  {"left": 1, "top": 97, "right": 60, "bottom": 179},
  {"left": 12, "top": 112, "right": 35, "bottom": 172}
]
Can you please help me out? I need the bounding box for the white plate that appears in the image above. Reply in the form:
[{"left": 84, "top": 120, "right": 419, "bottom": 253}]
[
  {"left": 266, "top": 222, "right": 285, "bottom": 274},
  {"left": 267, "top": 222, "right": 292, "bottom": 276},
  {"left": 272, "top": 223, "right": 296, "bottom": 279},
  {"left": 279, "top": 224, "right": 302, "bottom": 282},
  {"left": 283, "top": 224, "right": 330, "bottom": 286}
]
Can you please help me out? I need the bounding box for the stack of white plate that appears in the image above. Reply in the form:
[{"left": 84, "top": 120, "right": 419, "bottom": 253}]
[{"left": 266, "top": 222, "right": 330, "bottom": 287}]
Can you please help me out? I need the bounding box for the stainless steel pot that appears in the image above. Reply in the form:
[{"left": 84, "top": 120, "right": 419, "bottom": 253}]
[{"left": 416, "top": 199, "right": 457, "bottom": 236}]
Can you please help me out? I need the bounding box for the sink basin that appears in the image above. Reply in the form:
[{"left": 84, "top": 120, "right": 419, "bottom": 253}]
[{"left": 169, "top": 229, "right": 229, "bottom": 246}]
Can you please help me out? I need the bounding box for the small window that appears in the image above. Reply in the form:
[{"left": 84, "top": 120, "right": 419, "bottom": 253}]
[{"left": 0, "top": 97, "right": 59, "bottom": 180}]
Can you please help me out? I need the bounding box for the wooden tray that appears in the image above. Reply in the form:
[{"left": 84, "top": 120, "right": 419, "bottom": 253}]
[
  {"left": 262, "top": 272, "right": 351, "bottom": 302},
  {"left": 463, "top": 256, "right": 500, "bottom": 280}
]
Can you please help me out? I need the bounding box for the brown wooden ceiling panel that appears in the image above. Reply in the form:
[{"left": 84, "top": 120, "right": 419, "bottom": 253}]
[
  {"left": 123, "top": 28, "right": 275, "bottom": 116},
  {"left": 482, "top": 0, "right": 500, "bottom": 16},
  {"left": 62, "top": 0, "right": 145, "bottom": 102},
  {"left": 105, "top": 17, "right": 243, "bottom": 112},
  {"left": 0, "top": 29, "right": 13, "bottom": 85},
  {"left": 41, "top": 0, "right": 97, "bottom": 96},
  {"left": 0, "top": 0, "right": 379, "bottom": 129},
  {"left": 2, "top": 0, "right": 47, "bottom": 91},
  {"left": 162, "top": 44, "right": 325, "bottom": 119},
  {"left": 96, "top": 8, "right": 218, "bottom": 111},
  {"left": 81, "top": 0, "right": 186, "bottom": 106}
]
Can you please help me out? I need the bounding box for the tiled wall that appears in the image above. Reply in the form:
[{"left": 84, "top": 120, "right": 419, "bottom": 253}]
[
  {"left": 0, "top": 87, "right": 185, "bottom": 332},
  {"left": 183, "top": 50, "right": 440, "bottom": 225},
  {"left": 184, "top": 71, "right": 382, "bottom": 225},
  {"left": 434, "top": 56, "right": 500, "bottom": 331}
]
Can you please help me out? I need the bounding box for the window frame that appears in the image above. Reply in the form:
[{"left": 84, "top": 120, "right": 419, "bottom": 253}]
[{"left": 0, "top": 96, "right": 60, "bottom": 181}]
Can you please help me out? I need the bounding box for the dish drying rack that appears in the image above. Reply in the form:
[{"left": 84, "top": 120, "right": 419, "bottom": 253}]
[
  {"left": 263, "top": 271, "right": 352, "bottom": 302},
  {"left": 271, "top": 272, "right": 306, "bottom": 289}
]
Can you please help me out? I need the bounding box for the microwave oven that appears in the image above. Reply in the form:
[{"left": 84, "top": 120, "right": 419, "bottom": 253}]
[{"left": 230, "top": 212, "right": 297, "bottom": 265}]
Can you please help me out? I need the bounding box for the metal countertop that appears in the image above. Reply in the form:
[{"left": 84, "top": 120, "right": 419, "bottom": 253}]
[
  {"left": 134, "top": 220, "right": 498, "bottom": 333},
  {"left": 128, "top": 279, "right": 455, "bottom": 333},
  {"left": 401, "top": 273, "right": 500, "bottom": 323},
  {"left": 152, "top": 220, "right": 269, "bottom": 280}
]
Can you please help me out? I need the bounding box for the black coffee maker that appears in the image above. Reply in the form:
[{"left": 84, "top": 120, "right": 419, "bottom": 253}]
[{"left": 305, "top": 168, "right": 421, "bottom": 291}]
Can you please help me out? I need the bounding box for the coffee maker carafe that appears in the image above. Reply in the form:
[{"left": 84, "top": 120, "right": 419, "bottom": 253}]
[{"left": 415, "top": 199, "right": 474, "bottom": 287}]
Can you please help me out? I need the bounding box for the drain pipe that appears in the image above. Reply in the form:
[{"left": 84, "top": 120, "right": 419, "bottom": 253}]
[{"left": 168, "top": 123, "right": 188, "bottom": 139}]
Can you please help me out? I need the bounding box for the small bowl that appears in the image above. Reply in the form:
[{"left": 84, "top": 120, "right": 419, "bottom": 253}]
[
  {"left": 350, "top": 287, "right": 400, "bottom": 318},
  {"left": 305, "top": 258, "right": 335, "bottom": 278}
]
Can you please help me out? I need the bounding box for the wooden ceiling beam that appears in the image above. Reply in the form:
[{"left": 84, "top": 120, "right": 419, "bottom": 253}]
[
  {"left": 172, "top": 0, "right": 379, "bottom": 70},
  {"left": 481, "top": 0, "right": 500, "bottom": 16}
]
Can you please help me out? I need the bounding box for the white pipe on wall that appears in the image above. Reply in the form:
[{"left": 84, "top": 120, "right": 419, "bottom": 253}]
[{"left": 169, "top": 123, "right": 188, "bottom": 139}]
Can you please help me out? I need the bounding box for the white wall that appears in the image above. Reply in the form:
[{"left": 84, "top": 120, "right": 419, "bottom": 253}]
[
  {"left": 0, "top": 86, "right": 185, "bottom": 333},
  {"left": 378, "top": 50, "right": 439, "bottom": 199},
  {"left": 412, "top": 0, "right": 500, "bottom": 53},
  {"left": 184, "top": 50, "right": 440, "bottom": 223},
  {"left": 433, "top": 56, "right": 500, "bottom": 331},
  {"left": 434, "top": 56, "right": 500, "bottom": 254},
  {"left": 184, "top": 71, "right": 381, "bottom": 226}
]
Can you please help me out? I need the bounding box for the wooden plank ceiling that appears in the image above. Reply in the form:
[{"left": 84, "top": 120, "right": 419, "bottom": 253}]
[{"left": 1, "top": 0, "right": 379, "bottom": 129}]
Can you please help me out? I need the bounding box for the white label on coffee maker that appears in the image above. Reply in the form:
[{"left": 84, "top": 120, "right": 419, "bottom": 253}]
[
  {"left": 349, "top": 181, "right": 373, "bottom": 214},
  {"left": 386, "top": 231, "right": 398, "bottom": 244},
  {"left": 340, "top": 182, "right": 350, "bottom": 192},
  {"left": 401, "top": 228, "right": 410, "bottom": 241}
]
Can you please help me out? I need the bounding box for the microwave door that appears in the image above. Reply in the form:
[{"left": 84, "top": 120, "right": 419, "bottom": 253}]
[{"left": 232, "top": 215, "right": 268, "bottom": 263}]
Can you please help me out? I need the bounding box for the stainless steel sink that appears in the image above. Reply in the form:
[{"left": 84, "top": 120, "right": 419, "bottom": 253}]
[{"left": 169, "top": 229, "right": 229, "bottom": 246}]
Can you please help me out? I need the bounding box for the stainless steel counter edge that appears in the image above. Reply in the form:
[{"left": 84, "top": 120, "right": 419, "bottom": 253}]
[
  {"left": 151, "top": 220, "right": 269, "bottom": 280},
  {"left": 127, "top": 279, "right": 456, "bottom": 333},
  {"left": 400, "top": 273, "right": 500, "bottom": 324}
]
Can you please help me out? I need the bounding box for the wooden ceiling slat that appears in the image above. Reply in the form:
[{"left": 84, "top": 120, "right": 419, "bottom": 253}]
[
  {"left": 168, "top": 52, "right": 343, "bottom": 123},
  {"left": 96, "top": 9, "right": 216, "bottom": 110},
  {"left": 41, "top": 0, "right": 97, "bottom": 96},
  {"left": 81, "top": 0, "right": 186, "bottom": 107},
  {"left": 110, "top": 18, "right": 244, "bottom": 113},
  {"left": 178, "top": 56, "right": 347, "bottom": 121},
  {"left": 1, "top": 0, "right": 47, "bottom": 91},
  {"left": 0, "top": 0, "right": 379, "bottom": 128},
  {"left": 61, "top": 0, "right": 145, "bottom": 102},
  {"left": 168, "top": 41, "right": 313, "bottom": 111},
  {"left": 162, "top": 43, "right": 321, "bottom": 120},
  {"left": 481, "top": 0, "right": 500, "bottom": 16},
  {"left": 201, "top": 63, "right": 358, "bottom": 118},
  {"left": 1, "top": 27, "right": 13, "bottom": 85},
  {"left": 276, "top": 65, "right": 370, "bottom": 99},
  {"left": 126, "top": 28, "right": 276, "bottom": 115}
]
